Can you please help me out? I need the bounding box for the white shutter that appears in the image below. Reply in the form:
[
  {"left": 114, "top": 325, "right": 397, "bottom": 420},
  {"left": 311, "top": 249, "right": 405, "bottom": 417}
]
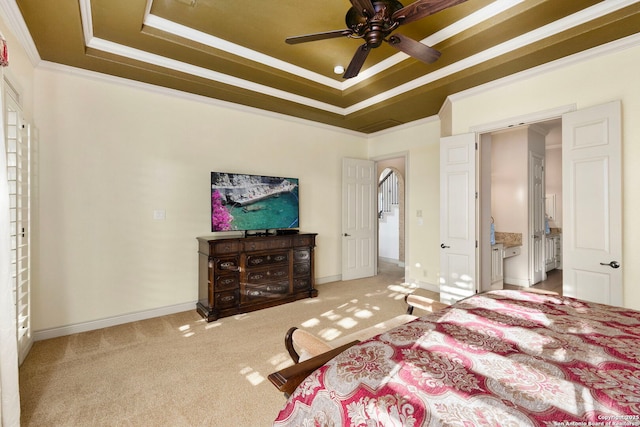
[{"left": 4, "top": 83, "right": 33, "bottom": 364}]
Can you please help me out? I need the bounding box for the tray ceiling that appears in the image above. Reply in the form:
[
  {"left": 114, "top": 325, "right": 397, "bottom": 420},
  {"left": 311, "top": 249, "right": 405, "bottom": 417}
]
[{"left": 12, "top": 0, "right": 640, "bottom": 133}]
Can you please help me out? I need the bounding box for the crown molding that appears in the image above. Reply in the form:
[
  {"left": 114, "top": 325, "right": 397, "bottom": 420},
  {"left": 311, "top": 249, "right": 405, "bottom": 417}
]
[
  {"left": 142, "top": 12, "right": 344, "bottom": 90},
  {"left": 368, "top": 114, "right": 440, "bottom": 138},
  {"left": 0, "top": 0, "right": 40, "bottom": 65},
  {"left": 37, "top": 60, "right": 367, "bottom": 138}
]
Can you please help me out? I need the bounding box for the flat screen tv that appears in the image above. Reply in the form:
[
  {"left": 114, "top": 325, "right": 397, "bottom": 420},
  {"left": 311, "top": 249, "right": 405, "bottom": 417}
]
[{"left": 211, "top": 172, "right": 299, "bottom": 233}]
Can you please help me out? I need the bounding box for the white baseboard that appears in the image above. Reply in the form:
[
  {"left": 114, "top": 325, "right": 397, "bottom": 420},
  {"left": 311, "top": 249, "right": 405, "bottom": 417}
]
[
  {"left": 33, "top": 301, "right": 197, "bottom": 341},
  {"left": 32, "top": 272, "right": 402, "bottom": 340},
  {"left": 316, "top": 275, "right": 341, "bottom": 285},
  {"left": 379, "top": 257, "right": 404, "bottom": 267},
  {"left": 504, "top": 277, "right": 531, "bottom": 287},
  {"left": 412, "top": 280, "right": 439, "bottom": 293}
]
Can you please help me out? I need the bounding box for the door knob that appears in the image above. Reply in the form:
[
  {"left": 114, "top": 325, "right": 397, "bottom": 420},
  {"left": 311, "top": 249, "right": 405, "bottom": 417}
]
[
  {"left": 440, "top": 243, "right": 450, "bottom": 249},
  {"left": 343, "top": 233, "right": 351, "bottom": 237},
  {"left": 599, "top": 261, "right": 620, "bottom": 269}
]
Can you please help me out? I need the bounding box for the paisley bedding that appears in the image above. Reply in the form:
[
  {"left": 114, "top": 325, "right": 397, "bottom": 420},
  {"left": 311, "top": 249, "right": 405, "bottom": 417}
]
[{"left": 273, "top": 290, "right": 640, "bottom": 426}]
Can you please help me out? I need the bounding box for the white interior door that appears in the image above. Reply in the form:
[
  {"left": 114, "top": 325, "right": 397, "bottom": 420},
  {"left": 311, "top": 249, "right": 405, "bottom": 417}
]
[
  {"left": 562, "top": 100, "right": 622, "bottom": 306},
  {"left": 440, "top": 134, "right": 476, "bottom": 304},
  {"left": 342, "top": 158, "right": 376, "bottom": 281}
]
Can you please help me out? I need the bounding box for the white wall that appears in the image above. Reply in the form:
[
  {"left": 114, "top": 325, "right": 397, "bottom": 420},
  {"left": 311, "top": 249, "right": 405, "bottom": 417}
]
[
  {"left": 369, "top": 118, "right": 441, "bottom": 291},
  {"left": 491, "top": 128, "right": 529, "bottom": 285},
  {"left": 378, "top": 205, "right": 399, "bottom": 261},
  {"left": 31, "top": 66, "right": 367, "bottom": 331}
]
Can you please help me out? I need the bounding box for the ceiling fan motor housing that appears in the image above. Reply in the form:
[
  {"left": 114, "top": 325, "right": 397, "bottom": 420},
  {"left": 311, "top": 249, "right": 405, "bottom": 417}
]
[{"left": 346, "top": 0, "right": 404, "bottom": 44}]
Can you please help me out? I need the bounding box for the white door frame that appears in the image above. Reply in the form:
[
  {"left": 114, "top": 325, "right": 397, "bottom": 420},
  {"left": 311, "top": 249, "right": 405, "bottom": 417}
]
[
  {"left": 472, "top": 105, "right": 576, "bottom": 292},
  {"left": 471, "top": 102, "right": 622, "bottom": 305},
  {"left": 372, "top": 152, "right": 409, "bottom": 277}
]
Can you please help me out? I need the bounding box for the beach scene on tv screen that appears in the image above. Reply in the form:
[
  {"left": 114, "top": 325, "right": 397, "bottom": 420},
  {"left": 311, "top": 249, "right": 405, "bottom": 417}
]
[{"left": 211, "top": 172, "right": 299, "bottom": 231}]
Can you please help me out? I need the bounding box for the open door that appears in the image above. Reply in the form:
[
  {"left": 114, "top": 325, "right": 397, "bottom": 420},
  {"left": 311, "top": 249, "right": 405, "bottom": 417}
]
[
  {"left": 439, "top": 134, "right": 477, "bottom": 304},
  {"left": 562, "top": 101, "right": 622, "bottom": 306},
  {"left": 342, "top": 158, "right": 376, "bottom": 281}
]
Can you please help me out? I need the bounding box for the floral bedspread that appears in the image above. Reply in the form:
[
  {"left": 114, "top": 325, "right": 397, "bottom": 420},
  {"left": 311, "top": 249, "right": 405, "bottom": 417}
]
[{"left": 273, "top": 290, "right": 640, "bottom": 427}]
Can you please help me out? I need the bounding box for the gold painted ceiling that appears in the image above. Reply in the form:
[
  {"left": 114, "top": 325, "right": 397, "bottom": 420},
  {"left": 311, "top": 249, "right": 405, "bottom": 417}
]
[{"left": 10, "top": 0, "right": 640, "bottom": 133}]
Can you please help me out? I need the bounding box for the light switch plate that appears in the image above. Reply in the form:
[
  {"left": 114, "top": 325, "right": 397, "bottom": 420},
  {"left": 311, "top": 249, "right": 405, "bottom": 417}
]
[{"left": 153, "top": 209, "right": 166, "bottom": 220}]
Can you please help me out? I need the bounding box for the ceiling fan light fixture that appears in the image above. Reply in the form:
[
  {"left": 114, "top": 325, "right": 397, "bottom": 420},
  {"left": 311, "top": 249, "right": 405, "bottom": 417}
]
[{"left": 334, "top": 65, "right": 345, "bottom": 74}]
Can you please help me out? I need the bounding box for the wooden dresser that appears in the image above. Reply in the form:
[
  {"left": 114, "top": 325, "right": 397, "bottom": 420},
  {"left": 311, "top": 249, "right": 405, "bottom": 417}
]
[{"left": 196, "top": 233, "right": 317, "bottom": 321}]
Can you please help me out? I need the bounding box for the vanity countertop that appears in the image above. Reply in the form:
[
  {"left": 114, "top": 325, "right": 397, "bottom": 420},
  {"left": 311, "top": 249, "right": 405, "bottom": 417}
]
[
  {"left": 547, "top": 228, "right": 562, "bottom": 237},
  {"left": 494, "top": 232, "right": 522, "bottom": 248}
]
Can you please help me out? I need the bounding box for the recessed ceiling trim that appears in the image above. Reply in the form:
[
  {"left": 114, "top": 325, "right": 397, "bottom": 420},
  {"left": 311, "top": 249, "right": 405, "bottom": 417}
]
[
  {"left": 143, "top": 13, "right": 344, "bottom": 90},
  {"left": 86, "top": 37, "right": 346, "bottom": 115},
  {"left": 142, "top": 0, "right": 524, "bottom": 90},
  {"left": 79, "top": 0, "right": 638, "bottom": 117},
  {"left": 79, "top": 0, "right": 93, "bottom": 47}
]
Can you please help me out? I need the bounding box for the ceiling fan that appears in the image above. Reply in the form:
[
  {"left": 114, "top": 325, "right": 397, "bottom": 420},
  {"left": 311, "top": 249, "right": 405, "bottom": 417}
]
[{"left": 286, "top": 0, "right": 468, "bottom": 79}]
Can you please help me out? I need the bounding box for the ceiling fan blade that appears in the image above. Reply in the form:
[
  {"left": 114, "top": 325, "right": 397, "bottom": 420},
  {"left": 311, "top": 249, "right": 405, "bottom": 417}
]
[
  {"left": 386, "top": 33, "right": 441, "bottom": 63},
  {"left": 343, "top": 44, "right": 371, "bottom": 79},
  {"left": 286, "top": 29, "right": 353, "bottom": 44},
  {"left": 392, "top": 0, "right": 468, "bottom": 26},
  {"left": 349, "top": 0, "right": 376, "bottom": 18}
]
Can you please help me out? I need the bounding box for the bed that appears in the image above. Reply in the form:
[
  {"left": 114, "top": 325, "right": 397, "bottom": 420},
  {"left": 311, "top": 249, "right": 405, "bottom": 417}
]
[{"left": 272, "top": 290, "right": 640, "bottom": 426}]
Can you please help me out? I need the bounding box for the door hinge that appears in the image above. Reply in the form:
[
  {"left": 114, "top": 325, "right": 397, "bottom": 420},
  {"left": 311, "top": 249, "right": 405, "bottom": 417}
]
[
  {"left": 475, "top": 142, "right": 478, "bottom": 150},
  {"left": 476, "top": 240, "right": 478, "bottom": 248}
]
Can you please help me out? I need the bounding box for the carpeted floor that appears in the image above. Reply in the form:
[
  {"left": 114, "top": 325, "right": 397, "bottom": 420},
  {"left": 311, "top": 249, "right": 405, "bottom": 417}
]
[{"left": 19, "top": 264, "right": 436, "bottom": 426}]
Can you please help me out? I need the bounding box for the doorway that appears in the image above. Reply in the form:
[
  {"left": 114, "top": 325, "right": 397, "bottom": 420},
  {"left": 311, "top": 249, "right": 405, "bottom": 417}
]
[
  {"left": 480, "top": 120, "right": 562, "bottom": 290},
  {"left": 441, "top": 102, "right": 621, "bottom": 306},
  {"left": 376, "top": 158, "right": 405, "bottom": 280}
]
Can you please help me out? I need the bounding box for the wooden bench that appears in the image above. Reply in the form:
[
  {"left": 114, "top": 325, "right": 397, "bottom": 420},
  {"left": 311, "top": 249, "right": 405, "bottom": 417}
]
[{"left": 269, "top": 294, "right": 449, "bottom": 395}]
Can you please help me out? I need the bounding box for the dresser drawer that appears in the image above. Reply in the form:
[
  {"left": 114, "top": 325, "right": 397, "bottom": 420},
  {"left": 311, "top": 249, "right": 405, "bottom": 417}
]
[
  {"left": 293, "top": 249, "right": 310, "bottom": 262},
  {"left": 293, "top": 235, "right": 314, "bottom": 247},
  {"left": 214, "top": 290, "right": 239, "bottom": 309},
  {"left": 214, "top": 257, "right": 240, "bottom": 273},
  {"left": 293, "top": 277, "right": 311, "bottom": 291},
  {"left": 246, "top": 266, "right": 289, "bottom": 284},
  {"left": 244, "top": 281, "right": 290, "bottom": 303},
  {"left": 293, "top": 262, "right": 310, "bottom": 276},
  {"left": 246, "top": 252, "right": 289, "bottom": 268},
  {"left": 244, "top": 238, "right": 291, "bottom": 252},
  {"left": 211, "top": 241, "right": 240, "bottom": 254},
  {"left": 215, "top": 274, "right": 239, "bottom": 291}
]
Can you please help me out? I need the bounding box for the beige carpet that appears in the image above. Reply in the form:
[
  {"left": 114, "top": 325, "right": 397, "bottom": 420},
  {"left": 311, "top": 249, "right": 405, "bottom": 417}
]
[{"left": 20, "top": 265, "right": 437, "bottom": 426}]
